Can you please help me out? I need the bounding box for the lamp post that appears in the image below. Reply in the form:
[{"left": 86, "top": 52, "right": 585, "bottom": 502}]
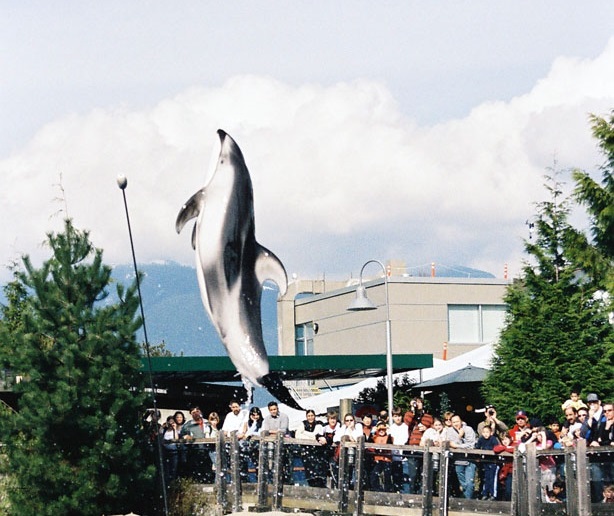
[{"left": 347, "top": 260, "right": 393, "bottom": 416}]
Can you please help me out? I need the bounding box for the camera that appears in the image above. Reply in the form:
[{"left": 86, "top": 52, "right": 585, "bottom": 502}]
[{"left": 488, "top": 409, "right": 494, "bottom": 416}]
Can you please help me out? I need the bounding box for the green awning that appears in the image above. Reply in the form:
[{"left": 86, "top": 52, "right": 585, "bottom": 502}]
[{"left": 143, "top": 353, "right": 433, "bottom": 386}]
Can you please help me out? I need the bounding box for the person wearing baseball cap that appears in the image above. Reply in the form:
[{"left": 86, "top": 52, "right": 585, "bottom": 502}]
[
  {"left": 510, "top": 410, "right": 531, "bottom": 446},
  {"left": 586, "top": 393, "right": 604, "bottom": 432}
]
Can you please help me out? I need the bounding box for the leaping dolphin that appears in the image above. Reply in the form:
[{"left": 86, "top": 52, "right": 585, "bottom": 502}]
[{"left": 176, "top": 129, "right": 302, "bottom": 410}]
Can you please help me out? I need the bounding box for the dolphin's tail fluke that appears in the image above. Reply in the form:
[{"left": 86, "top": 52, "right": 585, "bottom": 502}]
[{"left": 260, "top": 373, "right": 303, "bottom": 411}]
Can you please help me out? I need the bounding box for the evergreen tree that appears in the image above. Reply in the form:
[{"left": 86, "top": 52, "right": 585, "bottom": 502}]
[
  {"left": 355, "top": 374, "right": 417, "bottom": 412},
  {"left": 0, "top": 220, "right": 155, "bottom": 515},
  {"left": 571, "top": 112, "right": 614, "bottom": 293},
  {"left": 482, "top": 170, "right": 613, "bottom": 424}
]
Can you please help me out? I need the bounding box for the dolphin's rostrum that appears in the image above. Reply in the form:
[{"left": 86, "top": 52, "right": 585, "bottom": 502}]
[{"left": 176, "top": 129, "right": 302, "bottom": 410}]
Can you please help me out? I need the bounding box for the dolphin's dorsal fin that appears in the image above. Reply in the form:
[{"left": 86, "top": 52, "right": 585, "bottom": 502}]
[
  {"left": 175, "top": 188, "right": 207, "bottom": 237},
  {"left": 254, "top": 243, "right": 288, "bottom": 296}
]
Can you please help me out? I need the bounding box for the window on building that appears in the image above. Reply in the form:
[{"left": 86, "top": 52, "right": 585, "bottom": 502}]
[
  {"left": 295, "top": 323, "right": 315, "bottom": 355},
  {"left": 448, "top": 304, "right": 506, "bottom": 344}
]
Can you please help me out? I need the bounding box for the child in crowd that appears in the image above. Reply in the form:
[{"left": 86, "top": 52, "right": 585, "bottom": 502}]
[
  {"left": 547, "top": 418, "right": 561, "bottom": 443},
  {"left": 476, "top": 425, "right": 500, "bottom": 500},
  {"left": 367, "top": 422, "right": 393, "bottom": 492},
  {"left": 545, "top": 489, "right": 562, "bottom": 503},
  {"left": 561, "top": 389, "right": 587, "bottom": 412},
  {"left": 388, "top": 407, "right": 409, "bottom": 493},
  {"left": 552, "top": 480, "right": 566, "bottom": 503},
  {"left": 493, "top": 433, "right": 514, "bottom": 501}
]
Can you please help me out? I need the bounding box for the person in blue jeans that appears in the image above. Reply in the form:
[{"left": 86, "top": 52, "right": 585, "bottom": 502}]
[
  {"left": 476, "top": 425, "right": 499, "bottom": 500},
  {"left": 447, "top": 414, "right": 477, "bottom": 499}
]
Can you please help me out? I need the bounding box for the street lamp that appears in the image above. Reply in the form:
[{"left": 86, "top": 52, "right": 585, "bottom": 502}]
[{"left": 347, "top": 260, "right": 394, "bottom": 416}]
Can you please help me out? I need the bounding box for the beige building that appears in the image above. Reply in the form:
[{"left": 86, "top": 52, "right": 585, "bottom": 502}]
[{"left": 277, "top": 270, "right": 510, "bottom": 362}]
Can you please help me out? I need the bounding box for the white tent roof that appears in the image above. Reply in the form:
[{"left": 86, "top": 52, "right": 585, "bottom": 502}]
[{"left": 273, "top": 343, "right": 495, "bottom": 430}]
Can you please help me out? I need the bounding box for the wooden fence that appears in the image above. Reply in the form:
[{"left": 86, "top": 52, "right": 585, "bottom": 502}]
[{"left": 181, "top": 432, "right": 614, "bottom": 515}]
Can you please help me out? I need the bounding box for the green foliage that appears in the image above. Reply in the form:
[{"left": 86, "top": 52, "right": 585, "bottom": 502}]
[
  {"left": 482, "top": 164, "right": 614, "bottom": 425},
  {"left": 0, "top": 220, "right": 156, "bottom": 516},
  {"left": 355, "top": 374, "right": 417, "bottom": 412},
  {"left": 571, "top": 111, "right": 614, "bottom": 293},
  {"left": 438, "top": 392, "right": 452, "bottom": 415},
  {"left": 143, "top": 340, "right": 176, "bottom": 357},
  {"left": 168, "top": 478, "right": 214, "bottom": 515}
]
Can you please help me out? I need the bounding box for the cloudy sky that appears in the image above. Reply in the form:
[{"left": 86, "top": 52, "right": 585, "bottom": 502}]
[{"left": 1, "top": 2, "right": 613, "bottom": 285}]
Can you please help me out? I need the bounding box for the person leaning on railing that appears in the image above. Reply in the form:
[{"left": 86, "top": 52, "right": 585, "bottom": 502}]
[
  {"left": 404, "top": 397, "right": 433, "bottom": 494},
  {"left": 446, "top": 414, "right": 477, "bottom": 499},
  {"left": 367, "top": 421, "right": 394, "bottom": 492},
  {"left": 295, "top": 409, "right": 327, "bottom": 487},
  {"left": 317, "top": 411, "right": 341, "bottom": 488},
  {"left": 587, "top": 401, "right": 614, "bottom": 503}
]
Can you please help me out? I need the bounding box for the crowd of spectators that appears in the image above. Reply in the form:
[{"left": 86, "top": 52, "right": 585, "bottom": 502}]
[{"left": 143, "top": 390, "right": 613, "bottom": 504}]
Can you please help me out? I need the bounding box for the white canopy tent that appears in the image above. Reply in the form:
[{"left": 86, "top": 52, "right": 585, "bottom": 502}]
[{"left": 273, "top": 343, "right": 495, "bottom": 430}]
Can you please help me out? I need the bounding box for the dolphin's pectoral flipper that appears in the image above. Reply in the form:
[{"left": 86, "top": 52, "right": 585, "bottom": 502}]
[
  {"left": 190, "top": 223, "right": 198, "bottom": 251},
  {"left": 254, "top": 243, "right": 288, "bottom": 296},
  {"left": 175, "top": 188, "right": 207, "bottom": 234}
]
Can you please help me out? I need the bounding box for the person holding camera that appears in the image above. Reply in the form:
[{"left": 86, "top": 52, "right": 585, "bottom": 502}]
[
  {"left": 403, "top": 397, "right": 433, "bottom": 494},
  {"left": 477, "top": 405, "right": 508, "bottom": 441}
]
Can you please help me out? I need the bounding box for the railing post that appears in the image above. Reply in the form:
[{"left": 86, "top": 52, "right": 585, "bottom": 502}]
[
  {"left": 215, "top": 432, "right": 227, "bottom": 511},
  {"left": 230, "top": 431, "right": 242, "bottom": 513},
  {"left": 422, "top": 441, "right": 434, "bottom": 516},
  {"left": 272, "top": 432, "right": 284, "bottom": 511},
  {"left": 255, "top": 437, "right": 270, "bottom": 511},
  {"left": 525, "top": 443, "right": 540, "bottom": 516},
  {"left": 338, "top": 437, "right": 350, "bottom": 514},
  {"left": 564, "top": 443, "right": 578, "bottom": 516},
  {"left": 437, "top": 442, "right": 450, "bottom": 516},
  {"left": 575, "top": 439, "right": 591, "bottom": 515},
  {"left": 511, "top": 447, "right": 525, "bottom": 516},
  {"left": 353, "top": 436, "right": 365, "bottom": 516}
]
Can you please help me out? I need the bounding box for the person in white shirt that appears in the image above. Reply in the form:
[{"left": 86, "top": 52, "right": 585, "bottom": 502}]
[
  {"left": 333, "top": 413, "right": 362, "bottom": 489},
  {"left": 221, "top": 399, "right": 248, "bottom": 438},
  {"left": 333, "top": 413, "right": 363, "bottom": 442},
  {"left": 388, "top": 407, "right": 409, "bottom": 493},
  {"left": 420, "top": 418, "right": 444, "bottom": 447}
]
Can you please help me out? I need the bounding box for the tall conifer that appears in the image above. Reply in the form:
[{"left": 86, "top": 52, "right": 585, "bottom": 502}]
[
  {"left": 482, "top": 170, "right": 613, "bottom": 424},
  {"left": 0, "top": 220, "right": 154, "bottom": 515}
]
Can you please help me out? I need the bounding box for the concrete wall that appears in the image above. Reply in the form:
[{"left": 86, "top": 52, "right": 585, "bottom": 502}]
[{"left": 278, "top": 276, "right": 510, "bottom": 360}]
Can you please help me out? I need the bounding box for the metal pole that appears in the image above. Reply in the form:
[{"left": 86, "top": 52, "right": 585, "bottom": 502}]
[
  {"left": 383, "top": 273, "right": 393, "bottom": 416},
  {"left": 359, "top": 260, "right": 394, "bottom": 415},
  {"left": 117, "top": 176, "right": 169, "bottom": 516}
]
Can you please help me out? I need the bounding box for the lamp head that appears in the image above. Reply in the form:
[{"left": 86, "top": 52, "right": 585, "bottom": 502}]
[{"left": 347, "top": 285, "right": 377, "bottom": 311}]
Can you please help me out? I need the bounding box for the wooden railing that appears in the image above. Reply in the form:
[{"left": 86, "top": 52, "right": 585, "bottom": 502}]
[{"left": 177, "top": 433, "right": 614, "bottom": 515}]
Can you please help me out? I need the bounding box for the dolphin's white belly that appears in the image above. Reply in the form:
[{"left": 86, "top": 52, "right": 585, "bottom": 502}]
[{"left": 194, "top": 187, "right": 269, "bottom": 385}]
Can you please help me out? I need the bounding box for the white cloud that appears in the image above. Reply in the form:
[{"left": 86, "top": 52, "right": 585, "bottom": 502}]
[{"left": 1, "top": 39, "right": 613, "bottom": 283}]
